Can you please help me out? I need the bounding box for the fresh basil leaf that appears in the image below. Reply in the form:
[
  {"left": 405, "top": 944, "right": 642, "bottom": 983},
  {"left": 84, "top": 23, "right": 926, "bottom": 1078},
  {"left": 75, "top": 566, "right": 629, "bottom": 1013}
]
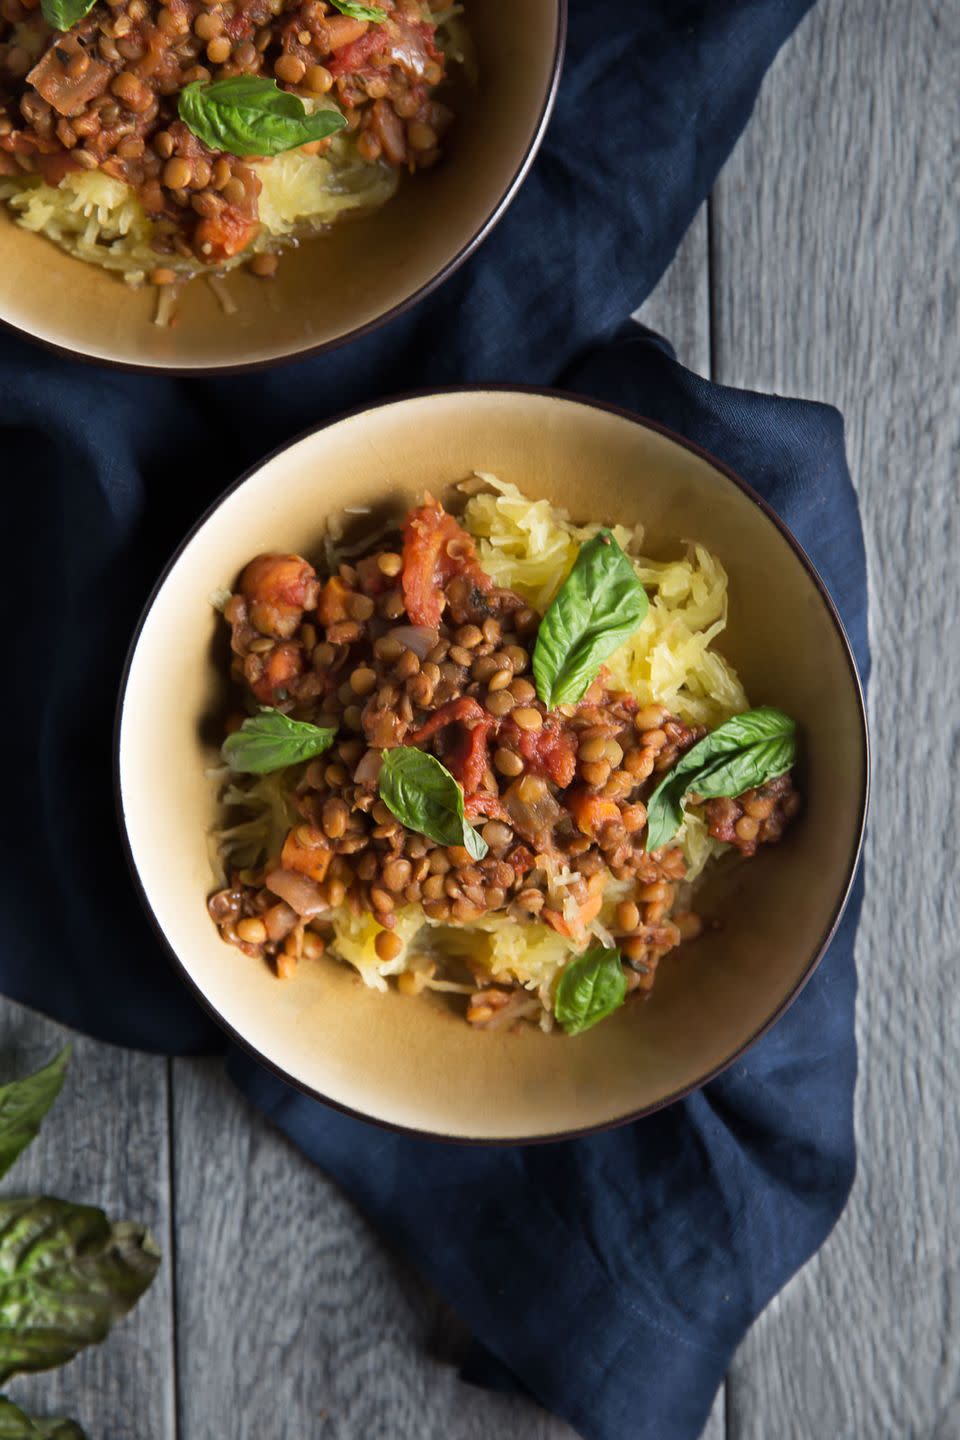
[
  {"left": 179, "top": 77, "right": 347, "bottom": 158},
  {"left": 222, "top": 709, "right": 337, "bottom": 774},
  {"left": 555, "top": 947, "right": 627, "bottom": 1036},
  {"left": 0, "top": 1200, "right": 159, "bottom": 1383},
  {"left": 0, "top": 1396, "right": 84, "bottom": 1439},
  {"left": 533, "top": 532, "right": 649, "bottom": 709},
  {"left": 378, "top": 748, "right": 487, "bottom": 860},
  {"left": 0, "top": 1046, "right": 70, "bottom": 1181},
  {"left": 40, "top": 0, "right": 95, "bottom": 31},
  {"left": 645, "top": 706, "right": 797, "bottom": 851},
  {"left": 328, "top": 0, "right": 386, "bottom": 18}
]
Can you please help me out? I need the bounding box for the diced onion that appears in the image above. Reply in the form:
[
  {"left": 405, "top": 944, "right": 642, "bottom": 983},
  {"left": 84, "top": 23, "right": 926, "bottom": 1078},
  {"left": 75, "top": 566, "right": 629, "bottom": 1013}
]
[{"left": 265, "top": 868, "right": 326, "bottom": 918}]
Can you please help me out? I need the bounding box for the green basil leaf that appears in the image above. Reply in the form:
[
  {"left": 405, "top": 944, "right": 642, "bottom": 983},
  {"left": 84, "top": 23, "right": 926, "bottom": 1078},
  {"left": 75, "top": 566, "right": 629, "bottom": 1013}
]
[
  {"left": 533, "top": 532, "right": 649, "bottom": 709},
  {"left": 179, "top": 78, "right": 347, "bottom": 158},
  {"left": 645, "top": 706, "right": 797, "bottom": 851},
  {"left": 0, "top": 1046, "right": 70, "bottom": 1181},
  {"left": 0, "top": 1200, "right": 160, "bottom": 1383},
  {"left": 39, "top": 0, "right": 95, "bottom": 31},
  {"left": 378, "top": 748, "right": 487, "bottom": 860},
  {"left": 328, "top": 0, "right": 386, "bottom": 18},
  {"left": 0, "top": 1396, "right": 84, "bottom": 1439},
  {"left": 221, "top": 709, "right": 337, "bottom": 774},
  {"left": 554, "top": 947, "right": 627, "bottom": 1036}
]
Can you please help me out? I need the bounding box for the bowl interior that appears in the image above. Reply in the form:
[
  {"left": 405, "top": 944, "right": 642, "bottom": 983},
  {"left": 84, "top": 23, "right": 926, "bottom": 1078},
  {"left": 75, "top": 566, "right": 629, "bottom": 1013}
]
[
  {"left": 0, "top": 0, "right": 561, "bottom": 370},
  {"left": 117, "top": 390, "right": 867, "bottom": 1140}
]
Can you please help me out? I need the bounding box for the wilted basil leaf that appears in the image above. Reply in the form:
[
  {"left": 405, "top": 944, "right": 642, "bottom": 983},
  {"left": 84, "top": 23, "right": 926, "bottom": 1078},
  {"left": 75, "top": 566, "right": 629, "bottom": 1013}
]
[
  {"left": 39, "top": 0, "right": 95, "bottom": 30},
  {"left": 555, "top": 947, "right": 627, "bottom": 1036},
  {"left": 645, "top": 706, "right": 797, "bottom": 851},
  {"left": 328, "top": 0, "right": 386, "bottom": 18},
  {"left": 0, "top": 1396, "right": 84, "bottom": 1439},
  {"left": 378, "top": 748, "right": 487, "bottom": 860},
  {"left": 179, "top": 77, "right": 346, "bottom": 157},
  {"left": 0, "top": 1200, "right": 160, "bottom": 1383},
  {"left": 533, "top": 531, "right": 649, "bottom": 709},
  {"left": 222, "top": 709, "right": 337, "bottom": 774},
  {"left": 0, "top": 1046, "right": 70, "bottom": 1181}
]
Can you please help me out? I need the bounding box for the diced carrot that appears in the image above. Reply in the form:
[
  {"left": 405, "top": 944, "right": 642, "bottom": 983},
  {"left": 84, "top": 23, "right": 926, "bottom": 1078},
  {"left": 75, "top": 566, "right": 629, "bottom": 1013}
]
[
  {"left": 194, "top": 208, "right": 259, "bottom": 263},
  {"left": 317, "top": 576, "right": 353, "bottom": 627},
  {"left": 251, "top": 642, "right": 304, "bottom": 704},
  {"left": 280, "top": 826, "right": 332, "bottom": 884},
  {"left": 568, "top": 787, "right": 621, "bottom": 838}
]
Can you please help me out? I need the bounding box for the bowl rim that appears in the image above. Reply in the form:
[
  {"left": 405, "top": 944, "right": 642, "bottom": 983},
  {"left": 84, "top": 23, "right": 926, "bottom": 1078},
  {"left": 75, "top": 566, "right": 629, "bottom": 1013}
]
[
  {"left": 0, "top": 3, "right": 568, "bottom": 377},
  {"left": 114, "top": 385, "right": 871, "bottom": 1144}
]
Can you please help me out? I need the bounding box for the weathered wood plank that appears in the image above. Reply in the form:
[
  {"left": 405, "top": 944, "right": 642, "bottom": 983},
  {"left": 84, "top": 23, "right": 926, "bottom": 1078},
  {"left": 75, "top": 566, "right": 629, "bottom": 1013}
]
[
  {"left": 711, "top": 1, "right": 959, "bottom": 1436},
  {"left": 635, "top": 210, "right": 711, "bottom": 376},
  {"left": 0, "top": 1000, "right": 175, "bottom": 1440},
  {"left": 172, "top": 1057, "right": 576, "bottom": 1439},
  {"left": 170, "top": 226, "right": 719, "bottom": 1440}
]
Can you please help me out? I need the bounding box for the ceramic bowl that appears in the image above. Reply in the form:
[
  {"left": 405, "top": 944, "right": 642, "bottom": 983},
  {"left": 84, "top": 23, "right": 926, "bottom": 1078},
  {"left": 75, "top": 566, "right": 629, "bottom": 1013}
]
[
  {"left": 116, "top": 389, "right": 869, "bottom": 1140},
  {"left": 0, "top": 1, "right": 565, "bottom": 372}
]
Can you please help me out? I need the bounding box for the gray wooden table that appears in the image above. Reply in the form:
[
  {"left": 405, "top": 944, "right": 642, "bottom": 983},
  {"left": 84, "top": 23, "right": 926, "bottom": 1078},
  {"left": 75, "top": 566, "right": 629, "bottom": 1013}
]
[{"left": 3, "top": 2, "right": 957, "bottom": 1435}]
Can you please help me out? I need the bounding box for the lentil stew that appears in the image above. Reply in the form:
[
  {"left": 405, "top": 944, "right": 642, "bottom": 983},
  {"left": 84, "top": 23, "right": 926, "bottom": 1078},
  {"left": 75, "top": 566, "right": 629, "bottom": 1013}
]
[
  {"left": 208, "top": 479, "right": 801, "bottom": 1035},
  {"left": 0, "top": 0, "right": 463, "bottom": 292}
]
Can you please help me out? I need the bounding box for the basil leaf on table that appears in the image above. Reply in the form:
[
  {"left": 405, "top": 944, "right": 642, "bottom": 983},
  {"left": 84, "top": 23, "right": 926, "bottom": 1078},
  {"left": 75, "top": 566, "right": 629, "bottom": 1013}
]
[
  {"left": 645, "top": 706, "right": 797, "bottom": 852},
  {"left": 0, "top": 1046, "right": 70, "bottom": 1182},
  {"left": 0, "top": 1396, "right": 84, "bottom": 1439},
  {"left": 533, "top": 531, "right": 649, "bottom": 709},
  {"left": 555, "top": 948, "right": 627, "bottom": 1036},
  {"left": 39, "top": 0, "right": 95, "bottom": 30},
  {"left": 0, "top": 1199, "right": 159, "bottom": 1383},
  {"left": 328, "top": 0, "right": 387, "bottom": 18},
  {"left": 179, "top": 78, "right": 346, "bottom": 158},
  {"left": 221, "top": 709, "right": 337, "bottom": 774},
  {"left": 378, "top": 748, "right": 488, "bottom": 860}
]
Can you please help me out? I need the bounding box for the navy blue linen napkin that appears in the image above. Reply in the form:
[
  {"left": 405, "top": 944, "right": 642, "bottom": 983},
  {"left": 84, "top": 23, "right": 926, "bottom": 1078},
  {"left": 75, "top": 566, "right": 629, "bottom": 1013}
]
[{"left": 0, "top": 2, "right": 871, "bottom": 1437}]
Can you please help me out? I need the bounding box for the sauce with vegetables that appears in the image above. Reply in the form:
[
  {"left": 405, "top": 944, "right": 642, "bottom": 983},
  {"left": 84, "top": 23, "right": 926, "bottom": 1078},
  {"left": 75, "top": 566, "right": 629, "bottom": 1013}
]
[{"left": 208, "top": 485, "right": 801, "bottom": 1035}]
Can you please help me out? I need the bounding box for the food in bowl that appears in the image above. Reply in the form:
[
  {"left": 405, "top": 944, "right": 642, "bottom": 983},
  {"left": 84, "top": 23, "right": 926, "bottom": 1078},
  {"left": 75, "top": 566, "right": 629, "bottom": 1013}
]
[
  {"left": 0, "top": 0, "right": 467, "bottom": 310},
  {"left": 207, "top": 475, "right": 801, "bottom": 1037}
]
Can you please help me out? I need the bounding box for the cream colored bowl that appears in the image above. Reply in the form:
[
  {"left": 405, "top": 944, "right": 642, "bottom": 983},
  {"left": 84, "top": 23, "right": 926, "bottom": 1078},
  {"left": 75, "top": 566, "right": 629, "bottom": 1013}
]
[
  {"left": 0, "top": 1, "right": 564, "bottom": 372},
  {"left": 116, "top": 390, "right": 869, "bottom": 1140}
]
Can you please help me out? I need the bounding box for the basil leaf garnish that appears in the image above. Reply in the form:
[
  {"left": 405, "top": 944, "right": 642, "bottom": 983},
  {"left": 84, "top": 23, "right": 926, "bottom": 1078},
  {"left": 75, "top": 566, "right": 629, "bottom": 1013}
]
[
  {"left": 221, "top": 709, "right": 337, "bottom": 774},
  {"left": 179, "top": 77, "right": 347, "bottom": 158},
  {"left": 378, "top": 748, "right": 488, "bottom": 860},
  {"left": 0, "top": 1396, "right": 84, "bottom": 1438},
  {"left": 328, "top": 0, "right": 386, "bottom": 18},
  {"left": 533, "top": 531, "right": 649, "bottom": 710},
  {"left": 40, "top": 0, "right": 95, "bottom": 30},
  {"left": 0, "top": 1045, "right": 70, "bottom": 1181},
  {"left": 0, "top": 1199, "right": 160, "bottom": 1383},
  {"left": 645, "top": 706, "right": 797, "bottom": 851},
  {"left": 554, "top": 947, "right": 627, "bottom": 1036}
]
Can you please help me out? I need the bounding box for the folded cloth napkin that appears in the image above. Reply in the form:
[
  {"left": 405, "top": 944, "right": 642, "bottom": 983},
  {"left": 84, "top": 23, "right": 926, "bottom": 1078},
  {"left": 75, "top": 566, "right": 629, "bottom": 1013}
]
[{"left": 0, "top": 2, "right": 870, "bottom": 1437}]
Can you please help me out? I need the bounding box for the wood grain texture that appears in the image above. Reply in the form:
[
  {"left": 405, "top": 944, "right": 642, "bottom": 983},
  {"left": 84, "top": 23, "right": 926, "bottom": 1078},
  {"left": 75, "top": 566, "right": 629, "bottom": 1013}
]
[
  {"left": 635, "top": 210, "right": 711, "bottom": 377},
  {"left": 172, "top": 1058, "right": 576, "bottom": 1439},
  {"left": 711, "top": 2, "right": 960, "bottom": 1437},
  {"left": 0, "top": 1001, "right": 175, "bottom": 1440}
]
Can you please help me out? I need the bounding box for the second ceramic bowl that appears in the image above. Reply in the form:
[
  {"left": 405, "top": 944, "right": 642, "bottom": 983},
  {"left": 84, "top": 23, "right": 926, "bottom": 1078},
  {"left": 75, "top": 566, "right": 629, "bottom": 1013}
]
[{"left": 0, "top": 1, "right": 565, "bottom": 372}]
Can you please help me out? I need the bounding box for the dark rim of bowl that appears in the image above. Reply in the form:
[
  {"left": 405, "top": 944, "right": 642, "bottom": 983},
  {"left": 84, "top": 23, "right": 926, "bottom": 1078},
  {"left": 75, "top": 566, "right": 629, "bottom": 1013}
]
[
  {"left": 0, "top": 4, "right": 568, "bottom": 378},
  {"left": 114, "top": 386, "right": 871, "bottom": 1146}
]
